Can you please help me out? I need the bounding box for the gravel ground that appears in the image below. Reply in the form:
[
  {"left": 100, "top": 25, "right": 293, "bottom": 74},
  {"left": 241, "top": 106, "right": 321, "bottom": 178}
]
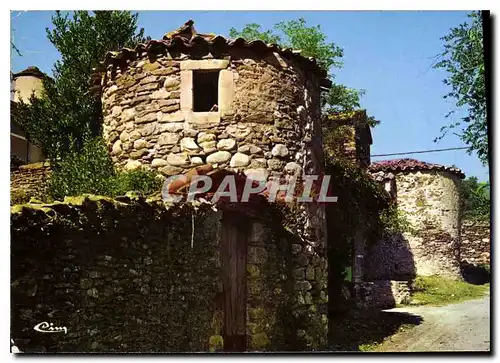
[{"left": 374, "top": 293, "right": 491, "bottom": 352}]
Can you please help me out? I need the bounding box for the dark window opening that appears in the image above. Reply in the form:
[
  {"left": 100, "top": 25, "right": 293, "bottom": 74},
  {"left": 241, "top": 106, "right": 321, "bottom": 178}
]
[{"left": 193, "top": 70, "right": 219, "bottom": 112}]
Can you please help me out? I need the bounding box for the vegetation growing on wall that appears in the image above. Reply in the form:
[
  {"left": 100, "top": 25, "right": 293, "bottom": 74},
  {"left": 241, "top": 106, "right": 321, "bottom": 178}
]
[
  {"left": 378, "top": 205, "right": 415, "bottom": 237},
  {"left": 48, "top": 137, "right": 162, "bottom": 201}
]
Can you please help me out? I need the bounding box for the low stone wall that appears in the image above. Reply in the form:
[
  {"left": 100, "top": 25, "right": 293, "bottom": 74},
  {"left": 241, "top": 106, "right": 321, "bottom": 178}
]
[
  {"left": 358, "top": 280, "right": 413, "bottom": 309},
  {"left": 11, "top": 196, "right": 220, "bottom": 353},
  {"left": 11, "top": 195, "right": 328, "bottom": 352},
  {"left": 10, "top": 162, "right": 51, "bottom": 203},
  {"left": 461, "top": 219, "right": 490, "bottom": 266}
]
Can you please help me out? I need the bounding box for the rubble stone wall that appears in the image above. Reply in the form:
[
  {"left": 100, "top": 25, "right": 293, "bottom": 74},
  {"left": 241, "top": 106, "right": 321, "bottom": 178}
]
[
  {"left": 11, "top": 162, "right": 51, "bottom": 203},
  {"left": 460, "top": 219, "right": 490, "bottom": 266},
  {"left": 99, "top": 49, "right": 328, "bottom": 350},
  {"left": 100, "top": 50, "right": 323, "bottom": 182},
  {"left": 395, "top": 170, "right": 462, "bottom": 278},
  {"left": 11, "top": 197, "right": 221, "bottom": 353},
  {"left": 11, "top": 196, "right": 327, "bottom": 352},
  {"left": 358, "top": 280, "right": 413, "bottom": 309},
  {"left": 364, "top": 234, "right": 416, "bottom": 281}
]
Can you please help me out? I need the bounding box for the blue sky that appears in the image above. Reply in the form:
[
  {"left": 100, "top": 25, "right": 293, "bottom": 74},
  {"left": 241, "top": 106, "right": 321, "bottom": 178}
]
[{"left": 10, "top": 10, "right": 489, "bottom": 182}]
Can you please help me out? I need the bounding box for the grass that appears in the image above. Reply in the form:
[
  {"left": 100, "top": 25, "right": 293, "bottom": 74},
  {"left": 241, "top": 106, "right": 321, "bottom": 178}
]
[{"left": 410, "top": 275, "right": 489, "bottom": 306}]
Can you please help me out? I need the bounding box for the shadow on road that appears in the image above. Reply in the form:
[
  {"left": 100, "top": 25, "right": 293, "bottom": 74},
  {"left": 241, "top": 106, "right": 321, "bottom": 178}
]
[
  {"left": 329, "top": 308, "right": 423, "bottom": 351},
  {"left": 461, "top": 261, "right": 490, "bottom": 285}
]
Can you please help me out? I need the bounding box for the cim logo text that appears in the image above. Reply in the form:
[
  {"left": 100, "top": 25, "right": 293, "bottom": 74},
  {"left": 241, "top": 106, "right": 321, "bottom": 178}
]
[{"left": 33, "top": 322, "right": 67, "bottom": 334}]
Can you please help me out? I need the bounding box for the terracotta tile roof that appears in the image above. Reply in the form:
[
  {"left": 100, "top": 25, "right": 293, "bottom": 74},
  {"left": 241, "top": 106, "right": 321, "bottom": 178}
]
[
  {"left": 369, "top": 158, "right": 465, "bottom": 179},
  {"left": 93, "top": 20, "right": 331, "bottom": 88},
  {"left": 369, "top": 170, "right": 396, "bottom": 182}
]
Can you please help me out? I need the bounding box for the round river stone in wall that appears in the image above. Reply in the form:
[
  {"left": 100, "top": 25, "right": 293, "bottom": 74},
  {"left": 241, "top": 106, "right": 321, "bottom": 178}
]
[
  {"left": 206, "top": 151, "right": 232, "bottom": 164},
  {"left": 272, "top": 144, "right": 289, "bottom": 157},
  {"left": 191, "top": 157, "right": 204, "bottom": 165},
  {"left": 230, "top": 153, "right": 250, "bottom": 168},
  {"left": 159, "top": 133, "right": 180, "bottom": 146},
  {"left": 200, "top": 141, "right": 217, "bottom": 154},
  {"left": 112, "top": 140, "right": 122, "bottom": 155},
  {"left": 125, "top": 160, "right": 143, "bottom": 171},
  {"left": 180, "top": 137, "right": 200, "bottom": 151},
  {"left": 217, "top": 139, "right": 237, "bottom": 151}
]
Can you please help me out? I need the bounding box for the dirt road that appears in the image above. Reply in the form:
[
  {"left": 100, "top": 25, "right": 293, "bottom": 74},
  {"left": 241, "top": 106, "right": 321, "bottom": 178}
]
[{"left": 375, "top": 294, "right": 491, "bottom": 352}]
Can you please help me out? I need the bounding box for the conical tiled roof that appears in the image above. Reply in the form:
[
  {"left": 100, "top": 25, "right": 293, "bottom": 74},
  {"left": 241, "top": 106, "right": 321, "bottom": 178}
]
[
  {"left": 94, "top": 20, "right": 331, "bottom": 88},
  {"left": 369, "top": 158, "right": 465, "bottom": 178}
]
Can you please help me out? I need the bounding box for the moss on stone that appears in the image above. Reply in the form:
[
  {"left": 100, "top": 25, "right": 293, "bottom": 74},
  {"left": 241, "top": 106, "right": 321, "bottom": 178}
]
[
  {"left": 248, "top": 307, "right": 266, "bottom": 321},
  {"left": 250, "top": 332, "right": 269, "bottom": 350},
  {"left": 143, "top": 62, "right": 161, "bottom": 72},
  {"left": 247, "top": 264, "right": 260, "bottom": 278},
  {"left": 209, "top": 335, "right": 224, "bottom": 352},
  {"left": 115, "top": 74, "right": 137, "bottom": 88}
]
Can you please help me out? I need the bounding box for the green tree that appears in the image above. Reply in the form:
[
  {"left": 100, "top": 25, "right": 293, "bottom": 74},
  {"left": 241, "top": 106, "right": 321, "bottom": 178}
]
[
  {"left": 13, "top": 11, "right": 147, "bottom": 160},
  {"left": 434, "top": 11, "right": 488, "bottom": 165},
  {"left": 229, "top": 18, "right": 365, "bottom": 113},
  {"left": 459, "top": 176, "right": 490, "bottom": 220}
]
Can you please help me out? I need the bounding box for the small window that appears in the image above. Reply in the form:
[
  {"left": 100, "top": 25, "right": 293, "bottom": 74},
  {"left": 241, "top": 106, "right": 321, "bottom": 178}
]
[{"left": 193, "top": 70, "right": 219, "bottom": 112}]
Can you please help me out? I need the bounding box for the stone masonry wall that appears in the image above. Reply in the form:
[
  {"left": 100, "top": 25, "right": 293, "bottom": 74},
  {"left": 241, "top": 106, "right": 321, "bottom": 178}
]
[
  {"left": 99, "top": 48, "right": 328, "bottom": 350},
  {"left": 11, "top": 162, "right": 51, "bottom": 203},
  {"left": 243, "top": 204, "right": 328, "bottom": 352},
  {"left": 11, "top": 195, "right": 327, "bottom": 352},
  {"left": 364, "top": 234, "right": 416, "bottom": 281},
  {"left": 358, "top": 280, "right": 413, "bottom": 309},
  {"left": 395, "top": 170, "right": 462, "bottom": 278},
  {"left": 460, "top": 219, "right": 490, "bottom": 266},
  {"left": 100, "top": 49, "right": 322, "bottom": 183},
  {"left": 11, "top": 196, "right": 221, "bottom": 353}
]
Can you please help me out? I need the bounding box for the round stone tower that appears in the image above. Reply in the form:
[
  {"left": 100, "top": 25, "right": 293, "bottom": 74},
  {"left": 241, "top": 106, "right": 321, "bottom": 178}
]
[
  {"left": 369, "top": 158, "right": 465, "bottom": 278},
  {"left": 92, "top": 21, "right": 331, "bottom": 351},
  {"left": 93, "top": 20, "right": 330, "bottom": 182},
  {"left": 11, "top": 66, "right": 45, "bottom": 103}
]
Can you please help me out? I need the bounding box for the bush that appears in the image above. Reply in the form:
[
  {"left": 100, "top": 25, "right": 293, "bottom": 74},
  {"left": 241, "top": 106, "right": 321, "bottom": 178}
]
[
  {"left": 379, "top": 205, "right": 414, "bottom": 237},
  {"left": 459, "top": 176, "right": 490, "bottom": 221},
  {"left": 48, "top": 137, "right": 116, "bottom": 200},
  {"left": 112, "top": 169, "right": 163, "bottom": 196},
  {"left": 48, "top": 137, "right": 163, "bottom": 200}
]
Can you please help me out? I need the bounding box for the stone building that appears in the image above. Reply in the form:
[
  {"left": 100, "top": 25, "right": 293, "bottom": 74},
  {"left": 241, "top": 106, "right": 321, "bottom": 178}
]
[
  {"left": 11, "top": 66, "right": 46, "bottom": 163},
  {"left": 323, "top": 110, "right": 373, "bottom": 169},
  {"left": 369, "top": 158, "right": 465, "bottom": 279},
  {"left": 92, "top": 20, "right": 329, "bottom": 183},
  {"left": 88, "top": 20, "right": 331, "bottom": 351}
]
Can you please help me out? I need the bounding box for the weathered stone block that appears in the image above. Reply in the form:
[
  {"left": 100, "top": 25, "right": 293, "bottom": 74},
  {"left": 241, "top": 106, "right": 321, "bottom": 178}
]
[
  {"left": 180, "top": 59, "right": 229, "bottom": 70},
  {"left": 167, "top": 153, "right": 190, "bottom": 167}
]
